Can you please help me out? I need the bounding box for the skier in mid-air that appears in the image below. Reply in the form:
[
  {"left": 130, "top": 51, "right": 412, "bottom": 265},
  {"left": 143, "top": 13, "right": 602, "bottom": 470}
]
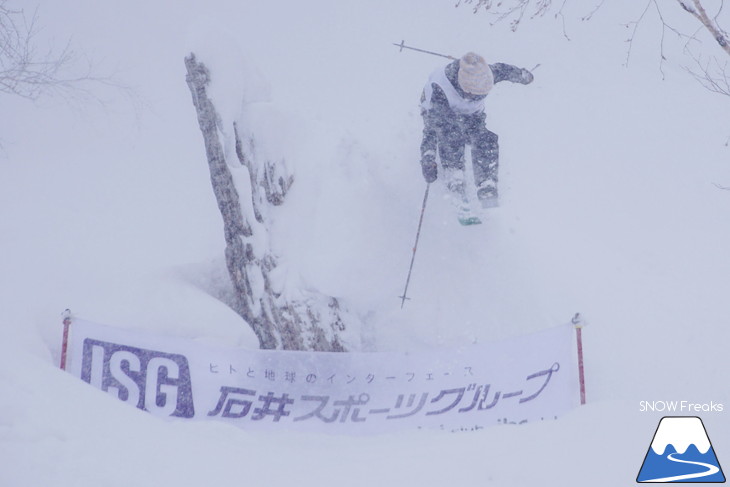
[{"left": 420, "top": 52, "right": 534, "bottom": 223}]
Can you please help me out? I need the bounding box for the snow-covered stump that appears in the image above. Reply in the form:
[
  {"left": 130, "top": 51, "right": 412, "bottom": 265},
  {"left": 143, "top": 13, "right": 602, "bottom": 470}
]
[{"left": 184, "top": 53, "right": 350, "bottom": 352}]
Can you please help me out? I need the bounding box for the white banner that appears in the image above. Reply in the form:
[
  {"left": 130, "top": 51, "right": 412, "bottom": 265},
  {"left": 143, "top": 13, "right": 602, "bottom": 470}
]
[{"left": 65, "top": 318, "right": 581, "bottom": 433}]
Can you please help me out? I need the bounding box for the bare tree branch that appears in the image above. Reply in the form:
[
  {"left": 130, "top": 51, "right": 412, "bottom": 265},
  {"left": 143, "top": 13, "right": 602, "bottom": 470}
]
[
  {"left": 1, "top": 3, "right": 70, "bottom": 99},
  {"left": 457, "top": 0, "right": 730, "bottom": 102},
  {"left": 686, "top": 53, "right": 730, "bottom": 95},
  {"left": 0, "top": 1, "right": 132, "bottom": 104},
  {"left": 622, "top": 1, "right": 654, "bottom": 68},
  {"left": 455, "top": 0, "right": 604, "bottom": 33},
  {"left": 455, "top": 0, "right": 564, "bottom": 30},
  {"left": 669, "top": 0, "right": 730, "bottom": 98}
]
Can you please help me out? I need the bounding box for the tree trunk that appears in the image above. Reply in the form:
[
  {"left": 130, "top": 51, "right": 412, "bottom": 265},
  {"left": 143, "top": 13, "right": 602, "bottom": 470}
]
[{"left": 184, "top": 53, "right": 352, "bottom": 351}]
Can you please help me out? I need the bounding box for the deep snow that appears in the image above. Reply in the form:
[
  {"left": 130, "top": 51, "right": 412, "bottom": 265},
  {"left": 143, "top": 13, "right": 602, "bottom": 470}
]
[{"left": 1, "top": 1, "right": 729, "bottom": 486}]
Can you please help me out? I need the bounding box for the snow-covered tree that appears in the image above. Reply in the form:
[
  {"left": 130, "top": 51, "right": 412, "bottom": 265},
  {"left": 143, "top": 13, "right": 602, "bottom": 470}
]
[{"left": 184, "top": 53, "right": 355, "bottom": 351}]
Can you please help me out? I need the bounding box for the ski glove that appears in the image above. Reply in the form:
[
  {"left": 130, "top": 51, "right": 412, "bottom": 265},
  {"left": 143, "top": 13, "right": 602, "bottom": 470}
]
[
  {"left": 520, "top": 68, "right": 534, "bottom": 84},
  {"left": 421, "top": 152, "right": 438, "bottom": 183}
]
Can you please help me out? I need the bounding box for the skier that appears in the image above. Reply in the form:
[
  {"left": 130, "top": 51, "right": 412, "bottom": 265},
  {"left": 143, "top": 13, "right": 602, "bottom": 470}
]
[{"left": 420, "top": 52, "right": 534, "bottom": 221}]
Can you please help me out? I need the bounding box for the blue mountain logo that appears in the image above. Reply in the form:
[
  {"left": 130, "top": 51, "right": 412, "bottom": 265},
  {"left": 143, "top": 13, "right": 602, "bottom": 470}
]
[{"left": 637, "top": 416, "right": 725, "bottom": 483}]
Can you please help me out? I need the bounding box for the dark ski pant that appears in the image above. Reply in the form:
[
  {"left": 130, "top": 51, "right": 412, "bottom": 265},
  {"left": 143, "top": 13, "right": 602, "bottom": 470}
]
[{"left": 421, "top": 114, "right": 499, "bottom": 192}]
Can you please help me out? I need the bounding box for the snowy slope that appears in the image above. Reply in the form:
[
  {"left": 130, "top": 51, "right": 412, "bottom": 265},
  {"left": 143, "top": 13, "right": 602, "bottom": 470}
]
[{"left": 1, "top": 1, "right": 729, "bottom": 486}]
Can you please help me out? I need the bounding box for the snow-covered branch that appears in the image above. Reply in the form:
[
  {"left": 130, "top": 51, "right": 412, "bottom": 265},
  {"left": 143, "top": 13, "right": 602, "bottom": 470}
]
[{"left": 677, "top": 0, "right": 730, "bottom": 56}]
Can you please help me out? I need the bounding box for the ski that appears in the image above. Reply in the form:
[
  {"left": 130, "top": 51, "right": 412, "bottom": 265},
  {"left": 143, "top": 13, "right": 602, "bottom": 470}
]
[{"left": 458, "top": 214, "right": 482, "bottom": 226}]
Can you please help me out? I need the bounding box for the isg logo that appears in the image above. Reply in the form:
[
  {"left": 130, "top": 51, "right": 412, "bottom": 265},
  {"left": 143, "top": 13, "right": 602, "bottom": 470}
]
[{"left": 81, "top": 339, "right": 195, "bottom": 418}]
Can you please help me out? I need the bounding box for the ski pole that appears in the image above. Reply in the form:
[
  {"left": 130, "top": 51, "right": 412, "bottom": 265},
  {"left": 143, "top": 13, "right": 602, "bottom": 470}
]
[
  {"left": 393, "top": 40, "right": 456, "bottom": 60},
  {"left": 399, "top": 184, "right": 430, "bottom": 308}
]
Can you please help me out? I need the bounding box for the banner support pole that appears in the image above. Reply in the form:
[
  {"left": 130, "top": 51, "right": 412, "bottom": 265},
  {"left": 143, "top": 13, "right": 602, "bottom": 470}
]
[
  {"left": 572, "top": 313, "right": 586, "bottom": 405},
  {"left": 60, "top": 309, "right": 72, "bottom": 370}
]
